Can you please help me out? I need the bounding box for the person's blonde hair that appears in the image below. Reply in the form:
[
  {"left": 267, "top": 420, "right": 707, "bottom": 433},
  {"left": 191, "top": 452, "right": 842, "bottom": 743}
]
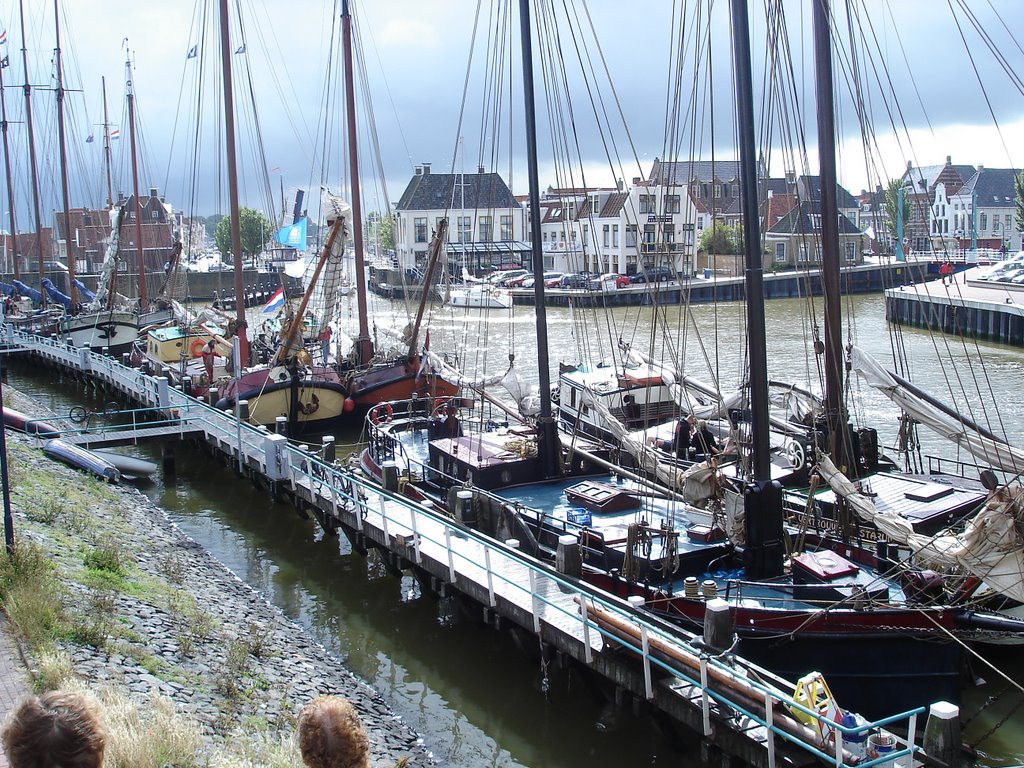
[
  {"left": 1, "top": 691, "right": 106, "bottom": 768},
  {"left": 297, "top": 695, "right": 370, "bottom": 768}
]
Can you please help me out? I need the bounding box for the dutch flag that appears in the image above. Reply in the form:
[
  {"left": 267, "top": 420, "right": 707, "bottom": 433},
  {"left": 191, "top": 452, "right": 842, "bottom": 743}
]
[{"left": 262, "top": 287, "right": 285, "bottom": 314}]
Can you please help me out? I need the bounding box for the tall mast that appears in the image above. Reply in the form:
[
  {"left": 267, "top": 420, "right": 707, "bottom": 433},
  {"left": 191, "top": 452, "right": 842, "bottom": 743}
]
[
  {"left": 0, "top": 41, "right": 20, "bottom": 280},
  {"left": 18, "top": 0, "right": 45, "bottom": 297},
  {"left": 125, "top": 50, "right": 146, "bottom": 309},
  {"left": 218, "top": 0, "right": 249, "bottom": 366},
  {"left": 101, "top": 76, "right": 113, "bottom": 208},
  {"left": 341, "top": 0, "right": 371, "bottom": 365},
  {"left": 812, "top": 0, "right": 850, "bottom": 471},
  {"left": 730, "top": 0, "right": 783, "bottom": 579},
  {"left": 53, "top": 0, "right": 77, "bottom": 308},
  {"left": 518, "top": 0, "right": 559, "bottom": 479}
]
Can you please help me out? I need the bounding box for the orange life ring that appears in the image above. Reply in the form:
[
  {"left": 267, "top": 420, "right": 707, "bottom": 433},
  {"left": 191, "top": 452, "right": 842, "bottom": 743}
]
[
  {"left": 371, "top": 403, "right": 394, "bottom": 426},
  {"left": 431, "top": 397, "right": 450, "bottom": 419},
  {"left": 190, "top": 338, "right": 207, "bottom": 358}
]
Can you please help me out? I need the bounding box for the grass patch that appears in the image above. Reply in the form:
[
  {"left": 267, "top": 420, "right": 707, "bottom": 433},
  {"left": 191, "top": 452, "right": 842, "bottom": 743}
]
[
  {"left": 83, "top": 543, "right": 130, "bottom": 576},
  {"left": 0, "top": 540, "right": 66, "bottom": 650}
]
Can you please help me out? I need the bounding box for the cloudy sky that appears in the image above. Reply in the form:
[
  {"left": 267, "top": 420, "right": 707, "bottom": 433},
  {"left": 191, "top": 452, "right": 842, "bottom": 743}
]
[{"left": 2, "top": 0, "right": 1024, "bottom": 229}]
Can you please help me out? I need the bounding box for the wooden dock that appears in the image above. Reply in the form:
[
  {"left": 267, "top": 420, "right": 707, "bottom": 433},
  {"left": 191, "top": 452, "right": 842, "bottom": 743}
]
[{"left": 2, "top": 324, "right": 933, "bottom": 768}]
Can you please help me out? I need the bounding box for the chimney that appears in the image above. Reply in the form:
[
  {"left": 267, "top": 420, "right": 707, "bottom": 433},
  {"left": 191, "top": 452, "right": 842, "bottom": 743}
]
[
  {"left": 149, "top": 187, "right": 158, "bottom": 198},
  {"left": 632, "top": 177, "right": 640, "bottom": 185},
  {"left": 414, "top": 165, "right": 422, "bottom": 176},
  {"left": 907, "top": 160, "right": 913, "bottom": 170},
  {"left": 478, "top": 165, "right": 485, "bottom": 174},
  {"left": 785, "top": 170, "right": 795, "bottom": 184},
  {"left": 978, "top": 164, "right": 985, "bottom": 172},
  {"left": 946, "top": 155, "right": 952, "bottom": 165},
  {"left": 422, "top": 163, "right": 431, "bottom": 175}
]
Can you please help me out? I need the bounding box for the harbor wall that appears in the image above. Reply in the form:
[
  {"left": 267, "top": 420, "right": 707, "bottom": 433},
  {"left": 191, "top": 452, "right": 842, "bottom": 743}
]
[{"left": 885, "top": 285, "right": 1024, "bottom": 347}]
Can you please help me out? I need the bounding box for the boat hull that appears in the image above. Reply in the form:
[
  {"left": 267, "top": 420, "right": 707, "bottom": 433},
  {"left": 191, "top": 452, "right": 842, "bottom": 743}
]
[
  {"left": 60, "top": 310, "right": 140, "bottom": 356},
  {"left": 42, "top": 439, "right": 121, "bottom": 483},
  {"left": 3, "top": 406, "right": 61, "bottom": 437}
]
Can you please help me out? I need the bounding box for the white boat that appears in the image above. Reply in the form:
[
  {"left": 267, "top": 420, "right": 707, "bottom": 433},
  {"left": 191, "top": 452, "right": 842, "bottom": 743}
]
[{"left": 449, "top": 283, "right": 512, "bottom": 309}]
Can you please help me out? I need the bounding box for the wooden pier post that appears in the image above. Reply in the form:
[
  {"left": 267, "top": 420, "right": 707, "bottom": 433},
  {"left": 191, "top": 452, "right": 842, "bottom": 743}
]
[
  {"left": 275, "top": 415, "right": 287, "bottom": 436},
  {"left": 322, "top": 435, "right": 336, "bottom": 464},
  {"left": 703, "top": 598, "right": 734, "bottom": 652},
  {"left": 208, "top": 387, "right": 218, "bottom": 406},
  {"left": 556, "top": 533, "right": 582, "bottom": 577},
  {"left": 454, "top": 489, "right": 475, "bottom": 527},
  {"left": 382, "top": 461, "right": 399, "bottom": 492},
  {"left": 923, "top": 701, "right": 961, "bottom": 766}
]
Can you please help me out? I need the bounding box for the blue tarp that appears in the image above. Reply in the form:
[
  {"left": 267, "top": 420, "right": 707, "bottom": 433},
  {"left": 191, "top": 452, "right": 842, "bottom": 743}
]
[
  {"left": 0, "top": 282, "right": 14, "bottom": 297},
  {"left": 12, "top": 280, "right": 41, "bottom": 304},
  {"left": 41, "top": 278, "right": 72, "bottom": 310},
  {"left": 73, "top": 279, "right": 95, "bottom": 303}
]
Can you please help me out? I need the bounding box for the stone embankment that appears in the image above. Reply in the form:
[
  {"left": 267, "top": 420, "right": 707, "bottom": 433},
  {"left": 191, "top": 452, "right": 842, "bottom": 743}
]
[{"left": 1, "top": 386, "right": 432, "bottom": 767}]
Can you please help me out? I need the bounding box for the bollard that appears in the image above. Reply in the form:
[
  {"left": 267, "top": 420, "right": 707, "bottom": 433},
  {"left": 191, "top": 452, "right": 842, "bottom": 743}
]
[
  {"left": 238, "top": 399, "right": 249, "bottom": 421},
  {"left": 923, "top": 701, "right": 961, "bottom": 766},
  {"left": 208, "top": 387, "right": 219, "bottom": 406},
  {"left": 121, "top": 353, "right": 130, "bottom": 366},
  {"left": 322, "top": 435, "right": 336, "bottom": 464},
  {"left": 505, "top": 538, "right": 520, "bottom": 549},
  {"left": 703, "top": 598, "right": 734, "bottom": 652},
  {"left": 181, "top": 375, "right": 193, "bottom": 393},
  {"left": 275, "top": 415, "right": 288, "bottom": 436},
  {"left": 382, "top": 461, "right": 399, "bottom": 492},
  {"left": 455, "top": 489, "right": 476, "bottom": 527},
  {"left": 556, "top": 534, "right": 582, "bottom": 577}
]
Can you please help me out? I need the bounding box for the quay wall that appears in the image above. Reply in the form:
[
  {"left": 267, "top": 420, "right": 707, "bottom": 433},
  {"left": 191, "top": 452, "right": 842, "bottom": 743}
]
[
  {"left": 885, "top": 284, "right": 1024, "bottom": 347},
  {"left": 372, "top": 262, "right": 918, "bottom": 306}
]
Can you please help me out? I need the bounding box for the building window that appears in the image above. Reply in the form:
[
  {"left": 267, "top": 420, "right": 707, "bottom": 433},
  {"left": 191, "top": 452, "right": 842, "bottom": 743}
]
[
  {"left": 798, "top": 242, "right": 809, "bottom": 262},
  {"left": 625, "top": 224, "right": 637, "bottom": 248},
  {"left": 639, "top": 195, "right": 653, "bottom": 214},
  {"left": 500, "top": 215, "right": 513, "bottom": 240},
  {"left": 774, "top": 242, "right": 786, "bottom": 262},
  {"left": 603, "top": 225, "right": 610, "bottom": 247},
  {"left": 414, "top": 217, "right": 427, "bottom": 243},
  {"left": 845, "top": 241, "right": 856, "bottom": 262},
  {"left": 713, "top": 184, "right": 722, "bottom": 199},
  {"left": 458, "top": 216, "right": 472, "bottom": 243},
  {"left": 582, "top": 224, "right": 588, "bottom": 245},
  {"left": 980, "top": 213, "right": 988, "bottom": 231},
  {"left": 1006, "top": 214, "right": 1013, "bottom": 231},
  {"left": 151, "top": 210, "right": 159, "bottom": 220},
  {"left": 479, "top": 216, "right": 493, "bottom": 242},
  {"left": 666, "top": 195, "right": 680, "bottom": 214},
  {"left": 642, "top": 224, "right": 656, "bottom": 251},
  {"left": 612, "top": 225, "right": 619, "bottom": 247}
]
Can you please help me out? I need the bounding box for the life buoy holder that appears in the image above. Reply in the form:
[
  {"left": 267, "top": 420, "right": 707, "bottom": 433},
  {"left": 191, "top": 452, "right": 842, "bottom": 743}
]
[
  {"left": 371, "top": 403, "right": 394, "bottom": 426},
  {"left": 784, "top": 438, "right": 806, "bottom": 470},
  {"left": 190, "top": 338, "right": 207, "bottom": 358},
  {"left": 431, "top": 397, "right": 451, "bottom": 420}
]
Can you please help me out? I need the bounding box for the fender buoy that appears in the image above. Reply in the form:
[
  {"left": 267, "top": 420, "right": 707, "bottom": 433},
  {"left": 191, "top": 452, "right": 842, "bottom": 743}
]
[
  {"left": 371, "top": 403, "right": 394, "bottom": 426},
  {"left": 342, "top": 397, "right": 356, "bottom": 413},
  {"left": 190, "top": 338, "right": 206, "bottom": 358}
]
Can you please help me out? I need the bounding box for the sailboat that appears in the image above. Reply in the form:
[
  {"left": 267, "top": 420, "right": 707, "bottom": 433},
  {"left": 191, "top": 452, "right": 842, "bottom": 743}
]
[
  {"left": 357, "top": 0, "right": 1024, "bottom": 721},
  {"left": 212, "top": 0, "right": 457, "bottom": 435}
]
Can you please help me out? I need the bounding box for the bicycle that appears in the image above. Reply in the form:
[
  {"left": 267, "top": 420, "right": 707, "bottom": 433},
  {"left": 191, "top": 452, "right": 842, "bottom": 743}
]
[{"left": 68, "top": 402, "right": 121, "bottom": 430}]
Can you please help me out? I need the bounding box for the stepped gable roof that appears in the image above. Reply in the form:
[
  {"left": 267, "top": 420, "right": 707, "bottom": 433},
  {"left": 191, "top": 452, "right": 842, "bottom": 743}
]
[
  {"left": 649, "top": 158, "right": 741, "bottom": 185},
  {"left": 396, "top": 170, "right": 520, "bottom": 212},
  {"left": 959, "top": 167, "right": 1020, "bottom": 206},
  {"left": 797, "top": 175, "right": 858, "bottom": 209},
  {"left": 766, "top": 201, "right": 861, "bottom": 236}
]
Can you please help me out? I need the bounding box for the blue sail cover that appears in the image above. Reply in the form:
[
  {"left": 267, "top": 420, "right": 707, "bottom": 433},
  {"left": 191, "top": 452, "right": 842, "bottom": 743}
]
[
  {"left": 12, "top": 280, "right": 42, "bottom": 304},
  {"left": 274, "top": 217, "right": 308, "bottom": 249},
  {"left": 0, "top": 282, "right": 14, "bottom": 297},
  {"left": 41, "top": 278, "right": 72, "bottom": 310},
  {"left": 73, "top": 279, "right": 95, "bottom": 303}
]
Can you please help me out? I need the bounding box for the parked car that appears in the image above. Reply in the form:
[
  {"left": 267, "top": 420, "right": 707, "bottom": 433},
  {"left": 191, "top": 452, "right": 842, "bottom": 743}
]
[
  {"left": 630, "top": 266, "right": 674, "bottom": 283},
  {"left": 588, "top": 272, "right": 631, "bottom": 290},
  {"left": 522, "top": 271, "right": 563, "bottom": 289},
  {"left": 559, "top": 271, "right": 596, "bottom": 289},
  {"left": 486, "top": 268, "right": 528, "bottom": 286}
]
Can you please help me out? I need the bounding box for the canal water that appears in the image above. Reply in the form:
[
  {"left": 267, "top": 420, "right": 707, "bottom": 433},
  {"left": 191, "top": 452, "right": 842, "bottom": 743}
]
[{"left": 7, "top": 291, "right": 1024, "bottom": 766}]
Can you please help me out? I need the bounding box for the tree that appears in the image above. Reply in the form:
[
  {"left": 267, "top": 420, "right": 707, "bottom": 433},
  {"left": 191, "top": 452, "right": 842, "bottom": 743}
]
[
  {"left": 367, "top": 211, "right": 395, "bottom": 252},
  {"left": 214, "top": 207, "right": 272, "bottom": 263},
  {"left": 698, "top": 220, "right": 742, "bottom": 254},
  {"left": 883, "top": 178, "right": 911, "bottom": 247}
]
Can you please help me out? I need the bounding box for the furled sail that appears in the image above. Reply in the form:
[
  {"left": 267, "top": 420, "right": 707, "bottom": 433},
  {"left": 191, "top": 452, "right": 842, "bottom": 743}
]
[
  {"left": 849, "top": 345, "right": 1024, "bottom": 475},
  {"left": 301, "top": 192, "right": 351, "bottom": 336},
  {"left": 88, "top": 206, "right": 126, "bottom": 312},
  {"left": 816, "top": 452, "right": 1024, "bottom": 604}
]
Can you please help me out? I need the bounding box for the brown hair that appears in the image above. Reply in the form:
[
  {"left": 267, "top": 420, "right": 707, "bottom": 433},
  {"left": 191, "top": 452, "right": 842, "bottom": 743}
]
[
  {"left": 298, "top": 695, "right": 370, "bottom": 768},
  {"left": 1, "top": 691, "right": 106, "bottom": 768}
]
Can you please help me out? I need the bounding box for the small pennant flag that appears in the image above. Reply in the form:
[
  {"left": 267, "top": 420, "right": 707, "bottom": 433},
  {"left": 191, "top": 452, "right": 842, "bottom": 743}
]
[
  {"left": 110, "top": 128, "right": 120, "bottom": 140},
  {"left": 262, "top": 287, "right": 285, "bottom": 314},
  {"left": 0, "top": 28, "right": 8, "bottom": 68},
  {"left": 234, "top": 43, "right": 246, "bottom": 54},
  {"left": 186, "top": 44, "right": 197, "bottom": 60},
  {"left": 85, "top": 133, "right": 94, "bottom": 144}
]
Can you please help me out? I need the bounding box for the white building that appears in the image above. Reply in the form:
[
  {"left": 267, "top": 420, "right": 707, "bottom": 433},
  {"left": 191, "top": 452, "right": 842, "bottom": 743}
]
[{"left": 393, "top": 163, "right": 528, "bottom": 274}]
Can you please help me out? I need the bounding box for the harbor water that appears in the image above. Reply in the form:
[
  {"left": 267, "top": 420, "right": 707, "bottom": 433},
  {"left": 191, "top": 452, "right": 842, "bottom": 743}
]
[{"left": 7, "top": 291, "right": 1024, "bottom": 766}]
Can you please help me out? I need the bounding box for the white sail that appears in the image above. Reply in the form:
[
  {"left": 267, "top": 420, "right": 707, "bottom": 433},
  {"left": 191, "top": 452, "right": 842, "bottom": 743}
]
[
  {"left": 849, "top": 345, "right": 1024, "bottom": 475},
  {"left": 87, "top": 206, "right": 125, "bottom": 312},
  {"left": 302, "top": 191, "right": 352, "bottom": 335},
  {"left": 815, "top": 453, "right": 1024, "bottom": 604}
]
